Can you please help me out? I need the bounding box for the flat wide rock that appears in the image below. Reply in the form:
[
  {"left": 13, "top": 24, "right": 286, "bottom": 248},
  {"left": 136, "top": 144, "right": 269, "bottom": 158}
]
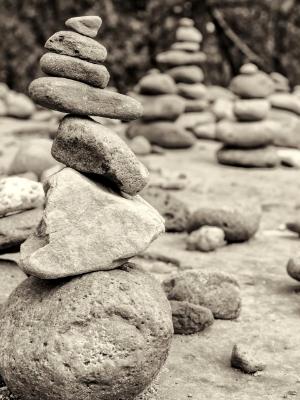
[
  {"left": 136, "top": 94, "right": 185, "bottom": 121},
  {"left": 20, "top": 168, "right": 164, "bottom": 279},
  {"left": 0, "top": 263, "right": 173, "bottom": 400},
  {"left": 52, "top": 115, "right": 149, "bottom": 195},
  {"left": 217, "top": 146, "right": 280, "bottom": 168},
  {"left": 156, "top": 50, "right": 206, "bottom": 67},
  {"left": 29, "top": 77, "right": 143, "bottom": 121}
]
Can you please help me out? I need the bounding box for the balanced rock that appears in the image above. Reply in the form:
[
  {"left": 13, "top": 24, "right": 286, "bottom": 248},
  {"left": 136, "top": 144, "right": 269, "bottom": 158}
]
[
  {"left": 137, "top": 94, "right": 185, "bottom": 121},
  {"left": 177, "top": 83, "right": 207, "bottom": 99},
  {"left": 234, "top": 99, "right": 270, "bottom": 121},
  {"left": 0, "top": 208, "right": 42, "bottom": 251},
  {"left": 157, "top": 50, "right": 206, "bottom": 67},
  {"left": 40, "top": 53, "right": 110, "bottom": 88},
  {"left": 286, "top": 257, "right": 300, "bottom": 281},
  {"left": 269, "top": 93, "right": 300, "bottom": 115},
  {"left": 231, "top": 344, "right": 266, "bottom": 374},
  {"left": 163, "top": 270, "right": 241, "bottom": 320},
  {"left": 230, "top": 71, "right": 275, "bottom": 99},
  {"left": 170, "top": 300, "right": 214, "bottom": 335},
  {"left": 176, "top": 111, "right": 215, "bottom": 131},
  {"left": 129, "top": 136, "right": 152, "bottom": 156},
  {"left": 212, "top": 98, "right": 235, "bottom": 121},
  {"left": 20, "top": 168, "right": 164, "bottom": 279},
  {"left": 127, "top": 122, "right": 196, "bottom": 149},
  {"left": 187, "top": 203, "right": 261, "bottom": 242},
  {"left": 216, "top": 120, "right": 274, "bottom": 148},
  {"left": 176, "top": 26, "right": 202, "bottom": 43},
  {"left": 138, "top": 73, "right": 177, "bottom": 95},
  {"left": 142, "top": 187, "right": 190, "bottom": 232},
  {"left": 171, "top": 42, "right": 200, "bottom": 52},
  {"left": 0, "top": 177, "right": 44, "bottom": 217},
  {"left": 193, "top": 123, "right": 216, "bottom": 140},
  {"left": 217, "top": 146, "right": 279, "bottom": 168},
  {"left": 65, "top": 16, "right": 102, "bottom": 38},
  {"left": 29, "top": 77, "right": 143, "bottom": 121},
  {"left": 167, "top": 66, "right": 204, "bottom": 83},
  {"left": 239, "top": 63, "right": 258, "bottom": 75},
  {"left": 179, "top": 18, "right": 194, "bottom": 27},
  {"left": 0, "top": 263, "right": 173, "bottom": 400},
  {"left": 184, "top": 98, "right": 208, "bottom": 112},
  {"left": 186, "top": 226, "right": 226, "bottom": 252},
  {"left": 52, "top": 116, "right": 149, "bottom": 196},
  {"left": 45, "top": 31, "right": 107, "bottom": 63}
]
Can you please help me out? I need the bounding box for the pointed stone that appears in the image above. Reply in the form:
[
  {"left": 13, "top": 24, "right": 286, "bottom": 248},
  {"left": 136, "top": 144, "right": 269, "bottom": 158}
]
[
  {"left": 29, "top": 77, "right": 143, "bottom": 121},
  {"left": 65, "top": 16, "right": 102, "bottom": 38},
  {"left": 52, "top": 116, "right": 149, "bottom": 195},
  {"left": 45, "top": 31, "right": 107, "bottom": 63},
  {"left": 40, "top": 53, "right": 110, "bottom": 88},
  {"left": 20, "top": 168, "right": 165, "bottom": 279}
]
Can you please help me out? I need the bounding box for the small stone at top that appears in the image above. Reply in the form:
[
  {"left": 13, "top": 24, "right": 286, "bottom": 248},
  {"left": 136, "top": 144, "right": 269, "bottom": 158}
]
[
  {"left": 65, "top": 16, "right": 102, "bottom": 38},
  {"left": 179, "top": 18, "right": 194, "bottom": 27}
]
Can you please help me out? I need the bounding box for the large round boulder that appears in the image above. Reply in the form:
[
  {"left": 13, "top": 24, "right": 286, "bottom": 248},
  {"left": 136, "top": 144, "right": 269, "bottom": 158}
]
[{"left": 0, "top": 263, "right": 173, "bottom": 400}]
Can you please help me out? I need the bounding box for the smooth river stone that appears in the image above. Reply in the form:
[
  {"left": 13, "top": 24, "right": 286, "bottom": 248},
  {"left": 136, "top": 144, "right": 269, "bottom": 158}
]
[
  {"left": 40, "top": 53, "right": 110, "bottom": 88},
  {"left": 45, "top": 31, "right": 107, "bottom": 63},
  {"left": 20, "top": 168, "right": 164, "bottom": 279},
  {"left": 217, "top": 146, "right": 280, "bottom": 168},
  {"left": 52, "top": 116, "right": 149, "bottom": 195},
  {"left": 137, "top": 94, "right": 185, "bottom": 121},
  {"left": 167, "top": 65, "right": 204, "bottom": 83},
  {"left": 29, "top": 77, "right": 143, "bottom": 121},
  {"left": 65, "top": 15, "right": 102, "bottom": 38},
  {"left": 176, "top": 26, "right": 203, "bottom": 43},
  {"left": 171, "top": 42, "right": 200, "bottom": 52},
  {"left": 156, "top": 50, "right": 206, "bottom": 67},
  {"left": 234, "top": 99, "right": 270, "bottom": 121},
  {"left": 138, "top": 73, "right": 177, "bottom": 95}
]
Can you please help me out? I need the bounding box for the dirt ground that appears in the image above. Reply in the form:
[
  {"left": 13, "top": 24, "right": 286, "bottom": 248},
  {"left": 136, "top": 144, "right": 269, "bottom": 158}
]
[{"left": 1, "top": 137, "right": 300, "bottom": 400}]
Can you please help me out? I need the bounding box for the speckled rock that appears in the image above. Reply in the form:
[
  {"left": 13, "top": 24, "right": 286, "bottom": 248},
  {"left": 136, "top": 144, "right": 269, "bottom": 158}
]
[
  {"left": 137, "top": 94, "right": 185, "bottom": 121},
  {"left": 187, "top": 202, "right": 261, "bottom": 242},
  {"left": 166, "top": 66, "right": 204, "bottom": 83},
  {"left": 186, "top": 226, "right": 226, "bottom": 252},
  {"left": 0, "top": 263, "right": 173, "bottom": 400},
  {"left": 217, "top": 146, "right": 279, "bottom": 168},
  {"left": 231, "top": 344, "right": 266, "bottom": 374},
  {"left": 20, "top": 168, "right": 164, "bottom": 279},
  {"left": 176, "top": 26, "right": 202, "bottom": 43},
  {"left": 230, "top": 72, "right": 275, "bottom": 99},
  {"left": 40, "top": 53, "right": 110, "bottom": 88},
  {"left": 52, "top": 116, "right": 149, "bottom": 196},
  {"left": 156, "top": 51, "right": 206, "bottom": 67},
  {"left": 29, "top": 77, "right": 143, "bottom": 121},
  {"left": 138, "top": 73, "right": 177, "bottom": 95},
  {"left": 170, "top": 300, "right": 214, "bottom": 334},
  {"left": 177, "top": 83, "right": 207, "bottom": 99},
  {"left": 127, "top": 122, "right": 196, "bottom": 149},
  {"left": 163, "top": 270, "right": 241, "bottom": 320},
  {"left": 0, "top": 177, "right": 44, "bottom": 217},
  {"left": 142, "top": 187, "right": 190, "bottom": 232},
  {"left": 65, "top": 16, "right": 102, "bottom": 38},
  {"left": 129, "top": 136, "right": 152, "bottom": 156},
  {"left": 0, "top": 208, "right": 42, "bottom": 251},
  {"left": 45, "top": 30, "right": 107, "bottom": 63},
  {"left": 286, "top": 257, "right": 300, "bottom": 281},
  {"left": 234, "top": 99, "right": 270, "bottom": 121}
]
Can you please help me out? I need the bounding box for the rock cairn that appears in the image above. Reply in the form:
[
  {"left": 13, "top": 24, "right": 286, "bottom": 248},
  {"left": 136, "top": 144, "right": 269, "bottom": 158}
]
[
  {"left": 216, "top": 63, "right": 280, "bottom": 168},
  {"left": 0, "top": 16, "right": 173, "bottom": 400}
]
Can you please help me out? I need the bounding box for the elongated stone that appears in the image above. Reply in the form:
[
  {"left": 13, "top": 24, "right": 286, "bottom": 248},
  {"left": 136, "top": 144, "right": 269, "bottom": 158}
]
[
  {"left": 45, "top": 31, "right": 107, "bottom": 63},
  {"left": 156, "top": 50, "right": 206, "bottom": 67},
  {"left": 40, "top": 53, "right": 110, "bottom": 88},
  {"left": 171, "top": 42, "right": 200, "bottom": 52},
  {"left": 65, "top": 16, "right": 102, "bottom": 38},
  {"left": 29, "top": 77, "right": 143, "bottom": 121},
  {"left": 52, "top": 115, "right": 149, "bottom": 195},
  {"left": 20, "top": 168, "right": 165, "bottom": 279}
]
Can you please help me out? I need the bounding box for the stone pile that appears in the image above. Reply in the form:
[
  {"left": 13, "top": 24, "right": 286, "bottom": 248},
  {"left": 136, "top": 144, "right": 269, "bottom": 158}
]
[
  {"left": 216, "top": 64, "right": 280, "bottom": 168},
  {"left": 0, "top": 16, "right": 173, "bottom": 400}
]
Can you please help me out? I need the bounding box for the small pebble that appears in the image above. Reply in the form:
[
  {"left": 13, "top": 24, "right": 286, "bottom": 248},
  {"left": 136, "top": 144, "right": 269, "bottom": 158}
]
[{"left": 231, "top": 343, "right": 266, "bottom": 374}]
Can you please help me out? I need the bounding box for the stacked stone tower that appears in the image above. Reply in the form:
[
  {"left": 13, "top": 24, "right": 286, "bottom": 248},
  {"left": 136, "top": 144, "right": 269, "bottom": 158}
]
[{"left": 0, "top": 16, "right": 173, "bottom": 400}]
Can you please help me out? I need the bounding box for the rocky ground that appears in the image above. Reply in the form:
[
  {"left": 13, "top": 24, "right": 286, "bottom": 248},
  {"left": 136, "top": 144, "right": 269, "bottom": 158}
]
[{"left": 0, "top": 127, "right": 300, "bottom": 399}]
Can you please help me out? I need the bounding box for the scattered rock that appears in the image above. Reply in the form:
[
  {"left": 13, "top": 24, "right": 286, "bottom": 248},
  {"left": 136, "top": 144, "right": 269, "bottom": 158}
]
[
  {"left": 287, "top": 257, "right": 300, "bottom": 281},
  {"left": 65, "top": 15, "right": 102, "bottom": 38},
  {"left": 20, "top": 168, "right": 164, "bottom": 279},
  {"left": 167, "top": 66, "right": 204, "bottom": 83},
  {"left": 170, "top": 300, "right": 214, "bottom": 334},
  {"left": 156, "top": 50, "right": 206, "bottom": 67},
  {"left": 163, "top": 270, "right": 241, "bottom": 319},
  {"left": 129, "top": 136, "right": 152, "bottom": 156},
  {"left": 217, "top": 146, "right": 280, "bottom": 168},
  {"left": 137, "top": 94, "right": 185, "bottom": 121},
  {"left": 234, "top": 99, "right": 270, "bottom": 121},
  {"left": 0, "top": 263, "right": 173, "bottom": 400},
  {"left": 139, "top": 73, "right": 177, "bottom": 95},
  {"left": 187, "top": 202, "right": 261, "bottom": 242},
  {"left": 230, "top": 72, "right": 275, "bottom": 99},
  {"left": 0, "top": 177, "right": 44, "bottom": 217},
  {"left": 5, "top": 91, "right": 35, "bottom": 119},
  {"left": 186, "top": 226, "right": 226, "bottom": 252},
  {"left": 231, "top": 344, "right": 266, "bottom": 374},
  {"left": 52, "top": 116, "right": 149, "bottom": 196},
  {"left": 177, "top": 83, "right": 207, "bottom": 99}
]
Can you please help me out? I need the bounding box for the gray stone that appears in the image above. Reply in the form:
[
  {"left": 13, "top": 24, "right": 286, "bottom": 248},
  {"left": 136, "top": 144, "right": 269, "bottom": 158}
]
[
  {"left": 231, "top": 344, "right": 266, "bottom": 374},
  {"left": 176, "top": 26, "right": 202, "bottom": 43},
  {"left": 40, "top": 53, "right": 110, "bottom": 88},
  {"left": 230, "top": 72, "right": 275, "bottom": 99},
  {"left": 129, "top": 136, "right": 152, "bottom": 156},
  {"left": 287, "top": 257, "right": 300, "bottom": 281},
  {"left": 65, "top": 16, "right": 102, "bottom": 38},
  {"left": 127, "top": 122, "right": 196, "bottom": 149},
  {"left": 212, "top": 98, "right": 235, "bottom": 121},
  {"left": 163, "top": 270, "right": 241, "bottom": 320},
  {"left": 177, "top": 83, "right": 207, "bottom": 99},
  {"left": 184, "top": 99, "right": 209, "bottom": 112},
  {"left": 5, "top": 91, "right": 35, "bottom": 119},
  {"left": 0, "top": 263, "right": 173, "bottom": 400},
  {"left": 170, "top": 300, "right": 214, "bottom": 334},
  {"left": 270, "top": 72, "right": 289, "bottom": 93},
  {"left": 142, "top": 187, "right": 190, "bottom": 232},
  {"left": 239, "top": 63, "right": 258, "bottom": 75},
  {"left": 0, "top": 208, "right": 43, "bottom": 250},
  {"left": 234, "top": 99, "right": 270, "bottom": 121},
  {"left": 179, "top": 18, "right": 194, "bottom": 27},
  {"left": 0, "top": 177, "right": 44, "bottom": 217},
  {"left": 166, "top": 66, "right": 204, "bottom": 83},
  {"left": 269, "top": 93, "right": 300, "bottom": 115},
  {"left": 171, "top": 42, "right": 200, "bottom": 52},
  {"left": 20, "top": 168, "right": 164, "bottom": 279},
  {"left": 186, "top": 226, "right": 226, "bottom": 252},
  {"left": 29, "top": 77, "right": 143, "bottom": 121},
  {"left": 193, "top": 123, "right": 216, "bottom": 140},
  {"left": 139, "top": 73, "right": 177, "bottom": 95},
  {"left": 0, "top": 261, "right": 26, "bottom": 306},
  {"left": 137, "top": 94, "right": 185, "bottom": 121},
  {"left": 52, "top": 116, "right": 149, "bottom": 195},
  {"left": 176, "top": 111, "right": 215, "bottom": 131},
  {"left": 206, "top": 85, "right": 236, "bottom": 102},
  {"left": 156, "top": 50, "right": 206, "bottom": 67},
  {"left": 217, "top": 146, "right": 280, "bottom": 168},
  {"left": 45, "top": 30, "right": 107, "bottom": 63},
  {"left": 187, "top": 202, "right": 261, "bottom": 242}
]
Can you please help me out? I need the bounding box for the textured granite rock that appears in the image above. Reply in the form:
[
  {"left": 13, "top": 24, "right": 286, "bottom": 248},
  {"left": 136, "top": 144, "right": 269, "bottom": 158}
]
[{"left": 65, "top": 16, "right": 102, "bottom": 38}]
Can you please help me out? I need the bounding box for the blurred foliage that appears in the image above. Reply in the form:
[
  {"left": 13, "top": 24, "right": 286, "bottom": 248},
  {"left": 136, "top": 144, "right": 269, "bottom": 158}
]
[{"left": 0, "top": 0, "right": 299, "bottom": 93}]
